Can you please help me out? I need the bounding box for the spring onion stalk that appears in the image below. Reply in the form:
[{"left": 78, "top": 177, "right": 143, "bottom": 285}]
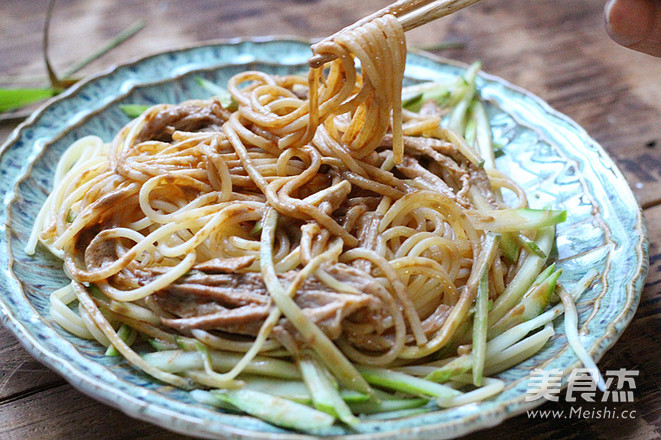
[
  {"left": 209, "top": 388, "right": 335, "bottom": 432},
  {"left": 557, "top": 282, "right": 606, "bottom": 391},
  {"left": 141, "top": 350, "right": 300, "bottom": 380},
  {"left": 468, "top": 208, "right": 567, "bottom": 233},
  {"left": 105, "top": 324, "right": 136, "bottom": 356},
  {"left": 357, "top": 366, "right": 460, "bottom": 400},
  {"left": 62, "top": 20, "right": 146, "bottom": 78},
  {"left": 260, "top": 209, "right": 370, "bottom": 393},
  {"left": 489, "top": 226, "right": 555, "bottom": 323},
  {"left": 488, "top": 266, "right": 561, "bottom": 338},
  {"left": 0, "top": 88, "right": 58, "bottom": 112},
  {"left": 299, "top": 352, "right": 359, "bottom": 425}
]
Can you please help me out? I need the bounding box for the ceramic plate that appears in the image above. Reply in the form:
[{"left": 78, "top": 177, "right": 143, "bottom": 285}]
[{"left": 0, "top": 38, "right": 648, "bottom": 439}]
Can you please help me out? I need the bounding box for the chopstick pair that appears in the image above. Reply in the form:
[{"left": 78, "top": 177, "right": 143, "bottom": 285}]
[{"left": 309, "top": 0, "right": 482, "bottom": 66}]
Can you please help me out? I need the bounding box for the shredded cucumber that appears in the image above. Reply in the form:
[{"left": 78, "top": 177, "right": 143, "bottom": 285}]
[
  {"left": 209, "top": 388, "right": 335, "bottom": 432},
  {"left": 468, "top": 208, "right": 566, "bottom": 233}
]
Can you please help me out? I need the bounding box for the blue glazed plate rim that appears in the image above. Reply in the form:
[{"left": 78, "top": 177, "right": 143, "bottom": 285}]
[{"left": 0, "top": 37, "right": 649, "bottom": 439}]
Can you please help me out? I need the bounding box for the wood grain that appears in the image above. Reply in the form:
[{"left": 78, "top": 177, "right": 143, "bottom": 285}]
[
  {"left": 0, "top": 385, "right": 195, "bottom": 440},
  {"left": 0, "top": 326, "right": 64, "bottom": 401},
  {"left": 1, "top": 0, "right": 660, "bottom": 438}
]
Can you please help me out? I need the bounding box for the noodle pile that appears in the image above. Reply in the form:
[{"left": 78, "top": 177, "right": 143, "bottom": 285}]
[{"left": 27, "top": 13, "right": 575, "bottom": 429}]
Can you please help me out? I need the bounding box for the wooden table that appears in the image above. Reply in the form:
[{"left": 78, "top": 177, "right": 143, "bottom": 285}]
[{"left": 1, "top": 0, "right": 660, "bottom": 438}]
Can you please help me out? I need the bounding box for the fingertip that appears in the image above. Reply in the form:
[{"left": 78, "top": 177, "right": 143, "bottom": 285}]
[{"left": 604, "top": 0, "right": 656, "bottom": 47}]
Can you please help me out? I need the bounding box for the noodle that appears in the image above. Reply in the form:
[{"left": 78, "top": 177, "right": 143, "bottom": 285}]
[{"left": 28, "top": 13, "right": 578, "bottom": 430}]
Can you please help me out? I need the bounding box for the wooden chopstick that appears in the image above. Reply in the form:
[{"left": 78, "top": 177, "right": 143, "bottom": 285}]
[
  {"left": 309, "top": 0, "right": 482, "bottom": 67},
  {"left": 398, "top": 0, "right": 482, "bottom": 31}
]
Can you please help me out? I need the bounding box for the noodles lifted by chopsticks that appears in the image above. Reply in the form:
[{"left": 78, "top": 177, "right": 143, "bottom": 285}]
[{"left": 28, "top": 13, "right": 576, "bottom": 430}]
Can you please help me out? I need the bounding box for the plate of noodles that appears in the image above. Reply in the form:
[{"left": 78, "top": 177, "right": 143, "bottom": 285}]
[{"left": 0, "top": 30, "right": 648, "bottom": 440}]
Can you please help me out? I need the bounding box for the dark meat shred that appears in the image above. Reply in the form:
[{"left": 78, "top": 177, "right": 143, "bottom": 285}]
[
  {"left": 191, "top": 256, "right": 255, "bottom": 274},
  {"left": 152, "top": 263, "right": 385, "bottom": 340},
  {"left": 136, "top": 100, "right": 231, "bottom": 142}
]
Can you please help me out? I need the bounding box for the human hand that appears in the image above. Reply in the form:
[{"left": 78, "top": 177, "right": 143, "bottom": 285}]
[{"left": 605, "top": 0, "right": 661, "bottom": 56}]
